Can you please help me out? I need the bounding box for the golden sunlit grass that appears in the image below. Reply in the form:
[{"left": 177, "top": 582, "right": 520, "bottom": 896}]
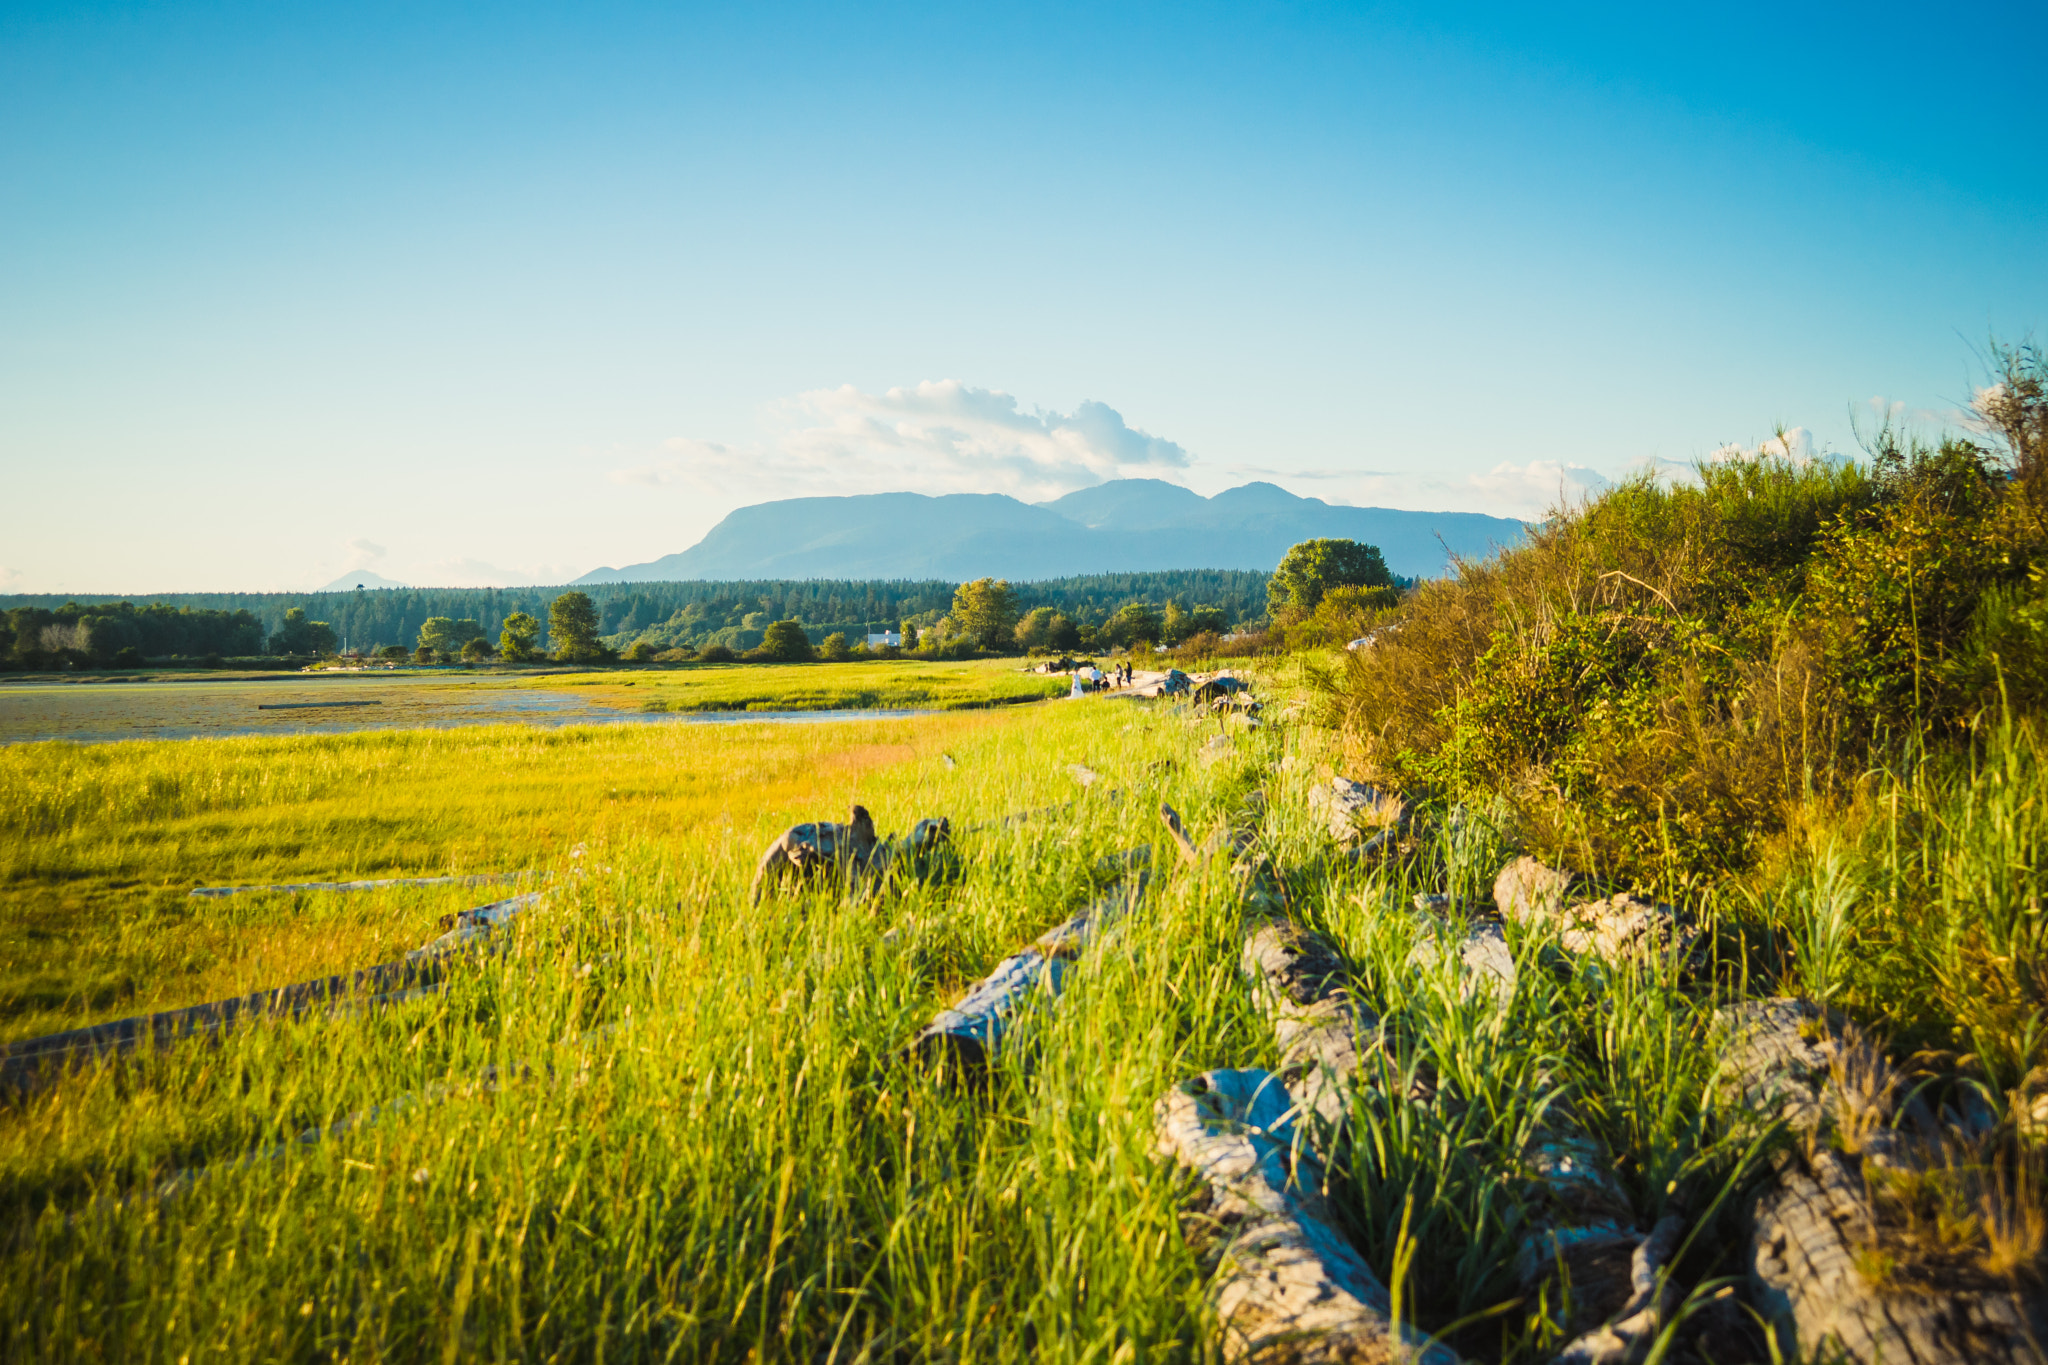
[
  {"left": 0, "top": 706, "right": 1049, "bottom": 1041},
  {"left": 537, "top": 655, "right": 1069, "bottom": 713}
]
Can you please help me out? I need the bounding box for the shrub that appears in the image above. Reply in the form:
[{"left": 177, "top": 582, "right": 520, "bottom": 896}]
[
  {"left": 1318, "top": 414, "right": 2048, "bottom": 886},
  {"left": 753, "top": 621, "right": 814, "bottom": 662},
  {"left": 697, "top": 643, "right": 737, "bottom": 663},
  {"left": 623, "top": 640, "right": 658, "bottom": 663},
  {"left": 819, "top": 632, "right": 852, "bottom": 662}
]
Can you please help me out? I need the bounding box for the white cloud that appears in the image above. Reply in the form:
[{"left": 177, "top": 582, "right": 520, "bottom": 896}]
[
  {"left": 1462, "top": 460, "right": 1611, "bottom": 517},
  {"left": 611, "top": 381, "right": 1192, "bottom": 502},
  {"left": 1705, "top": 425, "right": 1818, "bottom": 465},
  {"left": 343, "top": 537, "right": 386, "bottom": 570},
  {"left": 0, "top": 567, "right": 21, "bottom": 591},
  {"left": 402, "top": 557, "right": 587, "bottom": 588}
]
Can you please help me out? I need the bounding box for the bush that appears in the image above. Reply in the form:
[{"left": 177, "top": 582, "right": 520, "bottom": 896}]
[
  {"left": 110, "top": 646, "right": 145, "bottom": 669},
  {"left": 1317, "top": 421, "right": 2048, "bottom": 886},
  {"left": 697, "top": 643, "right": 737, "bottom": 663},
  {"left": 819, "top": 632, "right": 852, "bottom": 662},
  {"left": 753, "top": 620, "right": 814, "bottom": 663},
  {"left": 460, "top": 638, "right": 495, "bottom": 664},
  {"left": 623, "top": 640, "right": 659, "bottom": 663}
]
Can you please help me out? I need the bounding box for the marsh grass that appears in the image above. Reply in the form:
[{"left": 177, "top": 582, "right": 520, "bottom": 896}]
[
  {"left": 0, "top": 708, "right": 1033, "bottom": 1041},
  {"left": 0, "top": 695, "right": 1787, "bottom": 1364}
]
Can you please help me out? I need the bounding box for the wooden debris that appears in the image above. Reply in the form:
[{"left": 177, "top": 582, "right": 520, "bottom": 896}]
[
  {"left": 1240, "top": 921, "right": 1377, "bottom": 1140},
  {"left": 192, "top": 871, "right": 535, "bottom": 899},
  {"left": 908, "top": 869, "right": 1148, "bottom": 1074},
  {"left": 1155, "top": 1068, "right": 1461, "bottom": 1365},
  {"left": 749, "top": 804, "right": 879, "bottom": 905},
  {"left": 1715, "top": 998, "right": 2048, "bottom": 1364},
  {"left": 1550, "top": 1214, "right": 1686, "bottom": 1365}
]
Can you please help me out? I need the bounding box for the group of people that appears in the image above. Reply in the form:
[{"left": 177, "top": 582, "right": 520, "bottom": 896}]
[{"left": 1067, "top": 659, "right": 1140, "bottom": 697}]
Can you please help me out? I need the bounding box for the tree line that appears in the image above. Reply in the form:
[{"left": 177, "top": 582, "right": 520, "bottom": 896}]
[{"left": 0, "top": 570, "right": 1275, "bottom": 668}]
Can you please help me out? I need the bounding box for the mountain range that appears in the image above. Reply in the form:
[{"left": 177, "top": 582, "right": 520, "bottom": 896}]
[{"left": 574, "top": 480, "right": 1524, "bottom": 585}]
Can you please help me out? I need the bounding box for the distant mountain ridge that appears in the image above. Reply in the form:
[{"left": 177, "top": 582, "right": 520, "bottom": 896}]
[
  {"left": 316, "top": 570, "right": 410, "bottom": 592},
  {"left": 575, "top": 479, "right": 1524, "bottom": 584}
]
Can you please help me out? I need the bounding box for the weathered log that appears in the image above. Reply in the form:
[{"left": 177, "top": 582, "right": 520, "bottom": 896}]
[
  {"left": 1241, "top": 921, "right": 1378, "bottom": 1141},
  {"left": 749, "top": 805, "right": 879, "bottom": 905},
  {"left": 908, "top": 867, "right": 1149, "bottom": 1074},
  {"left": 1549, "top": 1214, "right": 1686, "bottom": 1365},
  {"left": 1155, "top": 1068, "right": 1462, "bottom": 1365},
  {"left": 1715, "top": 998, "right": 2048, "bottom": 1364},
  {"left": 192, "top": 871, "right": 536, "bottom": 899},
  {"left": 0, "top": 890, "right": 543, "bottom": 1097}
]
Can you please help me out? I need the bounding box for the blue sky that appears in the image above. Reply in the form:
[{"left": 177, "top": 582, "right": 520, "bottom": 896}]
[{"left": 3, "top": 1, "right": 2042, "bottom": 591}]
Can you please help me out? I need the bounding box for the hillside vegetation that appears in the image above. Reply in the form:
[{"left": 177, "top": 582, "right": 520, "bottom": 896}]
[{"left": 1319, "top": 342, "right": 2048, "bottom": 1075}]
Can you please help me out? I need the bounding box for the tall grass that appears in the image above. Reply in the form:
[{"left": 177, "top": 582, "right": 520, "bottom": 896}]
[{"left": 0, "top": 696, "right": 1787, "bottom": 1363}]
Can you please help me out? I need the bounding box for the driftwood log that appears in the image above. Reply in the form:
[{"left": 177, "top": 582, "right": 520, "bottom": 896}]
[
  {"left": 1155, "top": 1067, "right": 1463, "bottom": 1365},
  {"left": 908, "top": 860, "right": 1149, "bottom": 1074},
  {"left": 0, "top": 890, "right": 544, "bottom": 1097},
  {"left": 1716, "top": 998, "right": 2048, "bottom": 1364}
]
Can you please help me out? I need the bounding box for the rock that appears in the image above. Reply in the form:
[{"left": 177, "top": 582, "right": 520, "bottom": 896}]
[
  {"left": 1306, "top": 777, "right": 1406, "bottom": 845},
  {"left": 1556, "top": 893, "right": 1695, "bottom": 965},
  {"left": 1407, "top": 921, "right": 1515, "bottom": 1005},
  {"left": 1199, "top": 734, "right": 1235, "bottom": 764},
  {"left": 1493, "top": 856, "right": 1573, "bottom": 923}
]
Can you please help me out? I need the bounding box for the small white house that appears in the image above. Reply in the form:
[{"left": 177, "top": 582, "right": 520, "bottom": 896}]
[{"left": 867, "top": 631, "right": 903, "bottom": 648}]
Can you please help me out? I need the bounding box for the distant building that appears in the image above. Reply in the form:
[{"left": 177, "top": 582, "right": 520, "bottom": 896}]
[{"left": 867, "top": 631, "right": 902, "bottom": 648}]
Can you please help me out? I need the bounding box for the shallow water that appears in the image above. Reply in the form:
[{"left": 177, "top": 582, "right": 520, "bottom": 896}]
[{"left": 0, "top": 676, "right": 937, "bottom": 744}]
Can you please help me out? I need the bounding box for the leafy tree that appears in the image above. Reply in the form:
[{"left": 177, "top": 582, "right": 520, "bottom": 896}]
[
  {"left": 1267, "top": 538, "right": 1391, "bottom": 614},
  {"left": 1014, "top": 606, "right": 1081, "bottom": 652},
  {"left": 378, "top": 645, "right": 409, "bottom": 661},
  {"left": 951, "top": 578, "right": 1020, "bottom": 652},
  {"left": 819, "top": 631, "right": 852, "bottom": 661},
  {"left": 498, "top": 612, "right": 541, "bottom": 662},
  {"left": 1107, "top": 602, "right": 1163, "bottom": 649},
  {"left": 756, "top": 619, "right": 815, "bottom": 662},
  {"left": 549, "top": 592, "right": 604, "bottom": 662},
  {"left": 415, "top": 645, "right": 435, "bottom": 664},
  {"left": 460, "top": 637, "right": 495, "bottom": 663},
  {"left": 623, "top": 639, "right": 658, "bottom": 662},
  {"left": 271, "top": 606, "right": 338, "bottom": 656},
  {"left": 698, "top": 643, "right": 737, "bottom": 663},
  {"left": 901, "top": 621, "right": 920, "bottom": 652},
  {"left": 420, "top": 617, "right": 484, "bottom": 655},
  {"left": 1189, "top": 604, "right": 1227, "bottom": 636}
]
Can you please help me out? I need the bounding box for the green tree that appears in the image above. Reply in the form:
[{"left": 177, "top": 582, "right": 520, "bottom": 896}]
[
  {"left": 378, "top": 645, "right": 409, "bottom": 661},
  {"left": 819, "top": 631, "right": 852, "bottom": 661},
  {"left": 1107, "top": 602, "right": 1163, "bottom": 649},
  {"left": 499, "top": 612, "right": 541, "bottom": 662},
  {"left": 549, "top": 592, "right": 604, "bottom": 662},
  {"left": 623, "top": 639, "right": 658, "bottom": 663},
  {"left": 1267, "top": 538, "right": 1391, "bottom": 614},
  {"left": 271, "top": 606, "right": 338, "bottom": 656},
  {"left": 756, "top": 620, "right": 815, "bottom": 662},
  {"left": 1014, "top": 606, "right": 1081, "bottom": 652},
  {"left": 418, "top": 617, "right": 484, "bottom": 656},
  {"left": 460, "top": 637, "right": 495, "bottom": 663},
  {"left": 950, "top": 578, "right": 1020, "bottom": 652},
  {"left": 901, "top": 621, "right": 920, "bottom": 652}
]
